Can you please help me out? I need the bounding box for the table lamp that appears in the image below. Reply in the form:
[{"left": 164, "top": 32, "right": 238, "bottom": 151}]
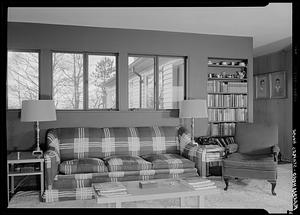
[
  {"left": 21, "top": 100, "right": 57, "bottom": 157},
  {"left": 180, "top": 99, "right": 208, "bottom": 143}
]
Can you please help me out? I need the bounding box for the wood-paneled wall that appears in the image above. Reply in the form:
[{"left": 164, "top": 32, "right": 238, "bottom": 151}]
[{"left": 253, "top": 45, "right": 292, "bottom": 161}]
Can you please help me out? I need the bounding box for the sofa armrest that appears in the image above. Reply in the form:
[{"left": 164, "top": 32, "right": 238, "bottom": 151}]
[
  {"left": 44, "top": 150, "right": 60, "bottom": 189},
  {"left": 272, "top": 145, "right": 280, "bottom": 162},
  {"left": 44, "top": 129, "right": 61, "bottom": 189}
]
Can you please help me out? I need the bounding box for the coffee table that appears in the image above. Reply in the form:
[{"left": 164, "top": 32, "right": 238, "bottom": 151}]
[{"left": 93, "top": 178, "right": 219, "bottom": 208}]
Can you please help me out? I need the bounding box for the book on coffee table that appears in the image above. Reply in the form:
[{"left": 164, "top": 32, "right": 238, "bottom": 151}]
[{"left": 93, "top": 182, "right": 129, "bottom": 197}]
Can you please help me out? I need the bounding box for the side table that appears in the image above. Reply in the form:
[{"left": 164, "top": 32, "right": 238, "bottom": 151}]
[{"left": 7, "top": 151, "right": 44, "bottom": 202}]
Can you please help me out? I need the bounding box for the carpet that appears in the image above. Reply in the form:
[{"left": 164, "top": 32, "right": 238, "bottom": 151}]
[{"left": 8, "top": 164, "right": 292, "bottom": 213}]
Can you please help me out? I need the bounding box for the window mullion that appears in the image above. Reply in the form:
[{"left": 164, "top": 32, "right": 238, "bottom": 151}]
[
  {"left": 83, "top": 53, "right": 88, "bottom": 110},
  {"left": 154, "top": 56, "right": 159, "bottom": 110}
]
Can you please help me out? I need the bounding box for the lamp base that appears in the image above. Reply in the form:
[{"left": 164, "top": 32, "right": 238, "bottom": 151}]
[{"left": 32, "top": 150, "right": 43, "bottom": 158}]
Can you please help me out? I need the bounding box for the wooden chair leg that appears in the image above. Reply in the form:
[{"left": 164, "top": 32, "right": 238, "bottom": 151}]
[
  {"left": 270, "top": 182, "right": 276, "bottom": 196},
  {"left": 224, "top": 177, "right": 229, "bottom": 191}
]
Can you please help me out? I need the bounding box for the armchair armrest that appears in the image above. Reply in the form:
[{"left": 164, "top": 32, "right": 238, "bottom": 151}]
[
  {"left": 224, "top": 143, "right": 239, "bottom": 158},
  {"left": 272, "top": 145, "right": 280, "bottom": 162}
]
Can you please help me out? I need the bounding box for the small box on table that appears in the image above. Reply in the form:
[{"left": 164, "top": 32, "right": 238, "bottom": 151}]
[{"left": 139, "top": 180, "right": 158, "bottom": 189}]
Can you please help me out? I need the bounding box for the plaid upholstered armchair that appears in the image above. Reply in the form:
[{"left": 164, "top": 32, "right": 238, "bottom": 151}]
[{"left": 222, "top": 123, "right": 280, "bottom": 195}]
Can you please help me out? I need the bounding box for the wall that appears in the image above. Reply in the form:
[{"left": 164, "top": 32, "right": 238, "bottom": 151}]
[
  {"left": 7, "top": 22, "right": 253, "bottom": 151},
  {"left": 253, "top": 45, "right": 292, "bottom": 161}
]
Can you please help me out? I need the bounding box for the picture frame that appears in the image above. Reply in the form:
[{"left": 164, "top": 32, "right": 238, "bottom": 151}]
[
  {"left": 269, "top": 71, "right": 287, "bottom": 99},
  {"left": 255, "top": 74, "right": 269, "bottom": 99}
]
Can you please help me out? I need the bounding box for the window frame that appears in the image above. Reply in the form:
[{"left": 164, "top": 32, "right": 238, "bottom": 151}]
[
  {"left": 51, "top": 50, "right": 119, "bottom": 111},
  {"left": 128, "top": 54, "right": 187, "bottom": 111},
  {"left": 7, "top": 49, "right": 41, "bottom": 110}
]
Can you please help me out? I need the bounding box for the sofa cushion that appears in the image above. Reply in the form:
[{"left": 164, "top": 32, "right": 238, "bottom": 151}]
[
  {"left": 223, "top": 153, "right": 276, "bottom": 171},
  {"left": 59, "top": 158, "right": 108, "bottom": 175},
  {"left": 141, "top": 153, "right": 195, "bottom": 170},
  {"left": 104, "top": 155, "right": 153, "bottom": 172}
]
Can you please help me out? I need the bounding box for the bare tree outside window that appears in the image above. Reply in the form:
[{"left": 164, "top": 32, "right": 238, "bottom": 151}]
[
  {"left": 88, "top": 55, "right": 116, "bottom": 109},
  {"left": 7, "top": 51, "right": 39, "bottom": 109},
  {"left": 52, "top": 52, "right": 83, "bottom": 109}
]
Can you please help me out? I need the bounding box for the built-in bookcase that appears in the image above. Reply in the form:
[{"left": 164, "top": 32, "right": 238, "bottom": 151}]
[{"left": 207, "top": 57, "right": 249, "bottom": 137}]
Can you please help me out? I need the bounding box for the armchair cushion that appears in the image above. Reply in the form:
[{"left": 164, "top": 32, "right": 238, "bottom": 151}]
[
  {"left": 141, "top": 153, "right": 195, "bottom": 170},
  {"left": 223, "top": 153, "right": 276, "bottom": 171},
  {"left": 59, "top": 158, "right": 108, "bottom": 175},
  {"left": 104, "top": 155, "right": 152, "bottom": 172},
  {"left": 235, "top": 123, "right": 278, "bottom": 155}
]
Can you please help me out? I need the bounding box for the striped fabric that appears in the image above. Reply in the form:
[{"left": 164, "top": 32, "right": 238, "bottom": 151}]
[
  {"left": 141, "top": 153, "right": 195, "bottom": 170},
  {"left": 59, "top": 158, "right": 108, "bottom": 175},
  {"left": 104, "top": 155, "right": 152, "bottom": 171}
]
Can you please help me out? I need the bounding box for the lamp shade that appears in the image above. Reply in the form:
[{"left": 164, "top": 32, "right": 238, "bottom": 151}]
[
  {"left": 179, "top": 99, "right": 208, "bottom": 118},
  {"left": 21, "top": 100, "right": 57, "bottom": 122}
]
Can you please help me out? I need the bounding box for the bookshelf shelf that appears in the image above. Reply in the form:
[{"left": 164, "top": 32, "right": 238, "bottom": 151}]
[
  {"left": 208, "top": 64, "right": 246, "bottom": 69},
  {"left": 207, "top": 57, "right": 249, "bottom": 137},
  {"left": 207, "top": 92, "right": 248, "bottom": 95}
]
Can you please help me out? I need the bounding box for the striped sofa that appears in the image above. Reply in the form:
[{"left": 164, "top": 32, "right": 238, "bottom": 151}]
[{"left": 42, "top": 126, "right": 200, "bottom": 202}]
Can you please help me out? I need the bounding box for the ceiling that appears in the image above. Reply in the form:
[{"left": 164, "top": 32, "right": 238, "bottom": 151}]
[{"left": 8, "top": 4, "right": 292, "bottom": 57}]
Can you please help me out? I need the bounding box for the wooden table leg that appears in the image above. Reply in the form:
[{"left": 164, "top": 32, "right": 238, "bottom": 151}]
[
  {"left": 11, "top": 176, "right": 14, "bottom": 195},
  {"left": 40, "top": 161, "right": 44, "bottom": 197}
]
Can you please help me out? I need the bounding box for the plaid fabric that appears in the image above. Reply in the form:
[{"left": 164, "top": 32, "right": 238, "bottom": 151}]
[
  {"left": 103, "top": 155, "right": 152, "bottom": 171},
  {"left": 43, "top": 168, "right": 198, "bottom": 202},
  {"left": 181, "top": 143, "right": 224, "bottom": 177},
  {"left": 47, "top": 126, "right": 179, "bottom": 162},
  {"left": 43, "top": 187, "right": 94, "bottom": 202},
  {"left": 59, "top": 158, "right": 108, "bottom": 175},
  {"left": 141, "top": 153, "right": 195, "bottom": 170}
]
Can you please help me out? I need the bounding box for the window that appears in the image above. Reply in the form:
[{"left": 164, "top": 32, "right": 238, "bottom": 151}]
[
  {"left": 88, "top": 55, "right": 117, "bottom": 109},
  {"left": 128, "top": 55, "right": 186, "bottom": 110},
  {"left": 128, "top": 56, "right": 154, "bottom": 109},
  {"left": 158, "top": 57, "right": 185, "bottom": 109},
  {"left": 7, "top": 51, "right": 39, "bottom": 109},
  {"left": 52, "top": 52, "right": 84, "bottom": 109},
  {"left": 52, "top": 52, "right": 117, "bottom": 110}
]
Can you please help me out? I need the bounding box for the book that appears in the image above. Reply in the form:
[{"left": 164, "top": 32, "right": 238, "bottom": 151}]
[
  {"left": 194, "top": 185, "right": 217, "bottom": 190},
  {"left": 93, "top": 182, "right": 126, "bottom": 190}
]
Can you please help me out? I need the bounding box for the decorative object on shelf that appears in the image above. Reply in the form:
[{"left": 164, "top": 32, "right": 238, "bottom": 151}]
[
  {"left": 269, "top": 71, "right": 287, "bottom": 99},
  {"left": 239, "top": 62, "right": 246, "bottom": 67},
  {"left": 207, "top": 57, "right": 248, "bottom": 137},
  {"left": 21, "top": 100, "right": 57, "bottom": 158},
  {"left": 180, "top": 99, "right": 208, "bottom": 144},
  {"left": 255, "top": 74, "right": 269, "bottom": 99}
]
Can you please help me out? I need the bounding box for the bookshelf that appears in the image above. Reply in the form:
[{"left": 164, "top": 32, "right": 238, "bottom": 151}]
[{"left": 207, "top": 57, "right": 249, "bottom": 137}]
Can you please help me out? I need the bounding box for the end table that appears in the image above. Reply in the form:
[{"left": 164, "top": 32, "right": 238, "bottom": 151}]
[{"left": 7, "top": 151, "right": 44, "bottom": 202}]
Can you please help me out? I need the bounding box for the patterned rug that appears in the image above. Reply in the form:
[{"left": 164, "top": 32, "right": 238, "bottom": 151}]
[{"left": 8, "top": 164, "right": 292, "bottom": 213}]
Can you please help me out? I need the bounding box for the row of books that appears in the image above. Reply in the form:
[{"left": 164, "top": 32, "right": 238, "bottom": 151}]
[
  {"left": 183, "top": 178, "right": 217, "bottom": 190},
  {"left": 208, "top": 109, "right": 248, "bottom": 122},
  {"left": 207, "top": 94, "right": 247, "bottom": 108},
  {"left": 207, "top": 80, "right": 247, "bottom": 93},
  {"left": 210, "top": 123, "right": 236, "bottom": 136},
  {"left": 93, "top": 182, "right": 129, "bottom": 197}
]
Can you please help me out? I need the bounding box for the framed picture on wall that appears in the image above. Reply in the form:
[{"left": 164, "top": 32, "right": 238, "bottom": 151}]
[
  {"left": 269, "top": 71, "right": 287, "bottom": 99},
  {"left": 255, "top": 74, "right": 269, "bottom": 99}
]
